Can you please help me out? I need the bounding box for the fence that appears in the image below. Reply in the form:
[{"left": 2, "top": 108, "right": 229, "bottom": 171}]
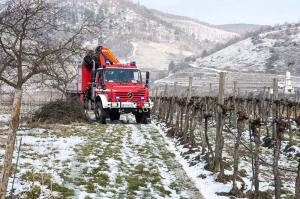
[
  {"left": 0, "top": 100, "right": 56, "bottom": 121},
  {"left": 151, "top": 73, "right": 300, "bottom": 198}
]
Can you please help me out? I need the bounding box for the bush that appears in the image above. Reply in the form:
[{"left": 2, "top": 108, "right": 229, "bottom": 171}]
[{"left": 32, "top": 99, "right": 89, "bottom": 124}]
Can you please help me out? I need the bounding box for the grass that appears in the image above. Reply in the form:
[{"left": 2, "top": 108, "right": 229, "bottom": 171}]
[
  {"left": 21, "top": 171, "right": 52, "bottom": 187},
  {"left": 169, "top": 182, "right": 181, "bottom": 194},
  {"left": 59, "top": 171, "right": 72, "bottom": 182},
  {"left": 96, "top": 173, "right": 110, "bottom": 187},
  {"left": 126, "top": 175, "right": 147, "bottom": 196},
  {"left": 157, "top": 185, "right": 172, "bottom": 197},
  {"left": 74, "top": 177, "right": 86, "bottom": 186},
  {"left": 52, "top": 183, "right": 75, "bottom": 198},
  {"left": 26, "top": 186, "right": 41, "bottom": 199},
  {"left": 85, "top": 179, "right": 96, "bottom": 193}
]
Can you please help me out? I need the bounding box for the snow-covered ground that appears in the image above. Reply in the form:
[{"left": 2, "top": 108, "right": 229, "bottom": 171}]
[
  {"left": 131, "top": 41, "right": 194, "bottom": 70},
  {"left": 153, "top": 118, "right": 299, "bottom": 199},
  {"left": 0, "top": 114, "right": 10, "bottom": 123},
  {"left": 0, "top": 115, "right": 204, "bottom": 199},
  {"left": 153, "top": 123, "right": 231, "bottom": 199},
  {"left": 1, "top": 112, "right": 298, "bottom": 198}
]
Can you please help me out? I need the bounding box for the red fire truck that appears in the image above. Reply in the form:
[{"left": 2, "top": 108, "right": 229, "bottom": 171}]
[{"left": 67, "top": 46, "right": 153, "bottom": 124}]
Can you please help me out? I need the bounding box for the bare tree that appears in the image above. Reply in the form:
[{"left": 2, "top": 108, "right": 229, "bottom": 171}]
[
  {"left": 0, "top": 0, "right": 98, "bottom": 197},
  {"left": 43, "top": 53, "right": 80, "bottom": 95}
]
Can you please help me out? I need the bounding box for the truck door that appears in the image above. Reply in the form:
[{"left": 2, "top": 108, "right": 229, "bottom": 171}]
[{"left": 97, "top": 69, "right": 105, "bottom": 91}]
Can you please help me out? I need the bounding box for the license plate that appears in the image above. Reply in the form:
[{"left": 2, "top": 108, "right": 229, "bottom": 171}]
[{"left": 121, "top": 103, "right": 135, "bottom": 108}]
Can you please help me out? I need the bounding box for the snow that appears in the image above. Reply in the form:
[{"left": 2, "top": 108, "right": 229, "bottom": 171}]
[
  {"left": 156, "top": 13, "right": 239, "bottom": 44},
  {"left": 0, "top": 114, "right": 10, "bottom": 123},
  {"left": 132, "top": 41, "right": 194, "bottom": 70},
  {"left": 130, "top": 124, "right": 146, "bottom": 146},
  {"left": 0, "top": 126, "right": 85, "bottom": 198},
  {"left": 153, "top": 122, "right": 230, "bottom": 199},
  {"left": 1, "top": 112, "right": 297, "bottom": 198}
]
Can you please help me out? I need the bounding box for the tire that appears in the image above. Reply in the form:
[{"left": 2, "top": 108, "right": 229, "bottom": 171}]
[
  {"left": 95, "top": 101, "right": 107, "bottom": 124},
  {"left": 135, "top": 113, "right": 142, "bottom": 124},
  {"left": 135, "top": 112, "right": 150, "bottom": 124},
  {"left": 110, "top": 111, "right": 120, "bottom": 121}
]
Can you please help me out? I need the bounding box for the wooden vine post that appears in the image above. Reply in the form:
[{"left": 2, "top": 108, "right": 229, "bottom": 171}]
[
  {"left": 272, "top": 79, "right": 279, "bottom": 139},
  {"left": 168, "top": 82, "right": 177, "bottom": 126},
  {"left": 183, "top": 77, "right": 193, "bottom": 142},
  {"left": 209, "top": 83, "right": 212, "bottom": 97},
  {"left": 159, "top": 84, "right": 168, "bottom": 120},
  {"left": 153, "top": 86, "right": 158, "bottom": 114},
  {"left": 233, "top": 81, "right": 238, "bottom": 127},
  {"left": 213, "top": 72, "right": 225, "bottom": 173}
]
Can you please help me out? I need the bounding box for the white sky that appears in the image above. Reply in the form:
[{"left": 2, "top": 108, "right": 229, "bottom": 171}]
[{"left": 133, "top": 0, "right": 300, "bottom": 25}]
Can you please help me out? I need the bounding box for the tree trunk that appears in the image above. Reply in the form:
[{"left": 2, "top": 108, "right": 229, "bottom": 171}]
[{"left": 0, "top": 89, "right": 22, "bottom": 199}]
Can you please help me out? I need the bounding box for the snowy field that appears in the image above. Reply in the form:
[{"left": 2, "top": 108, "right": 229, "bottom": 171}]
[
  {"left": 0, "top": 114, "right": 206, "bottom": 199},
  {"left": 1, "top": 113, "right": 298, "bottom": 199}
]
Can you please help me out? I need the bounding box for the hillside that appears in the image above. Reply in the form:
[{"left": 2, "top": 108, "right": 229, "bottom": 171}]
[
  {"left": 216, "top": 24, "right": 269, "bottom": 35},
  {"left": 155, "top": 25, "right": 300, "bottom": 95},
  {"left": 190, "top": 25, "right": 300, "bottom": 75},
  {"left": 53, "top": 0, "right": 239, "bottom": 70}
]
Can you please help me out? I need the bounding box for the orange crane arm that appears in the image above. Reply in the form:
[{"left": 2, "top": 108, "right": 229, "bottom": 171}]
[{"left": 99, "top": 47, "right": 120, "bottom": 65}]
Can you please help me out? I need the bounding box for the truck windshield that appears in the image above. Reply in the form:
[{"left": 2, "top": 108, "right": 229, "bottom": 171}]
[{"left": 104, "top": 69, "right": 142, "bottom": 83}]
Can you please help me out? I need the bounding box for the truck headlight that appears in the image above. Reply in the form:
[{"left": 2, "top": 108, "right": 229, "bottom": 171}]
[
  {"left": 111, "top": 102, "right": 119, "bottom": 108},
  {"left": 143, "top": 103, "right": 150, "bottom": 108}
]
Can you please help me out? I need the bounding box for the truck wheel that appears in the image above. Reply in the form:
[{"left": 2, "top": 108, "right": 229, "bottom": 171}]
[
  {"left": 135, "top": 113, "right": 142, "bottom": 124},
  {"left": 95, "top": 101, "right": 107, "bottom": 124},
  {"left": 135, "top": 113, "right": 150, "bottom": 124},
  {"left": 110, "top": 111, "right": 120, "bottom": 121}
]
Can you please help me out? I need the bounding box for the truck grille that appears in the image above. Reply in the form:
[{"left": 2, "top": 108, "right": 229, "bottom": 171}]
[{"left": 115, "top": 92, "right": 144, "bottom": 101}]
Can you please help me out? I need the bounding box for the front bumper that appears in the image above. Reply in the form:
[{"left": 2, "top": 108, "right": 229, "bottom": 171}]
[{"left": 106, "top": 101, "right": 153, "bottom": 109}]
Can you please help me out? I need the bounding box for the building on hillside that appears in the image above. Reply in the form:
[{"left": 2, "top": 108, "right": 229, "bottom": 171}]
[{"left": 284, "top": 68, "right": 295, "bottom": 95}]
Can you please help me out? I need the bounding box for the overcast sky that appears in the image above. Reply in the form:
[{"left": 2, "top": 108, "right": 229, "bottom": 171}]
[{"left": 132, "top": 0, "right": 300, "bottom": 25}]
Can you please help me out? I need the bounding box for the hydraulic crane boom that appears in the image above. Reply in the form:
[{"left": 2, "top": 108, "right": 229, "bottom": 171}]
[{"left": 97, "top": 46, "right": 120, "bottom": 66}]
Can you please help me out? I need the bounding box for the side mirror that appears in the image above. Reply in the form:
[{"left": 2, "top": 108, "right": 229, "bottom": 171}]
[
  {"left": 146, "top": 71, "right": 150, "bottom": 88},
  {"left": 91, "top": 69, "right": 96, "bottom": 83}
]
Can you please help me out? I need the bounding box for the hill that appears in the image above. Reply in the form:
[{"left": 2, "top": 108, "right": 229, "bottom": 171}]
[
  {"left": 216, "top": 23, "right": 269, "bottom": 35},
  {"left": 192, "top": 24, "right": 300, "bottom": 75},
  {"left": 54, "top": 0, "right": 240, "bottom": 70},
  {"left": 155, "top": 25, "right": 300, "bottom": 94}
]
